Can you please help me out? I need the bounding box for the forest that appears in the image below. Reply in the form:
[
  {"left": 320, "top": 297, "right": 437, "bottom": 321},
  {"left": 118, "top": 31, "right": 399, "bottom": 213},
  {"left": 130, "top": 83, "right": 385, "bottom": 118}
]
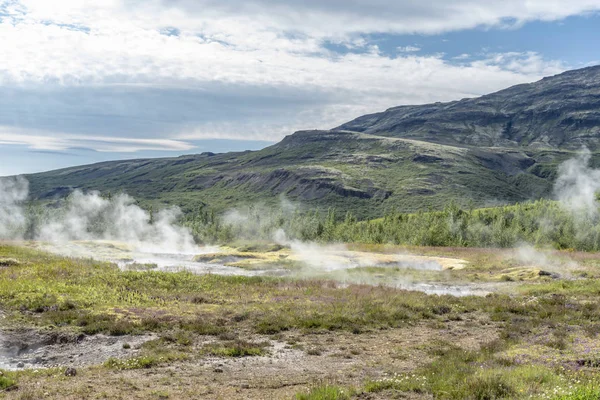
[{"left": 182, "top": 198, "right": 600, "bottom": 251}]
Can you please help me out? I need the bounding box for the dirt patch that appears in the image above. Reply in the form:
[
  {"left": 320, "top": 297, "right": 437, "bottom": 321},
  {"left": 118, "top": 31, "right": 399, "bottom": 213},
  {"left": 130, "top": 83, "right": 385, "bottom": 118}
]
[
  {"left": 6, "top": 314, "right": 498, "bottom": 399},
  {"left": 0, "top": 329, "right": 155, "bottom": 370}
]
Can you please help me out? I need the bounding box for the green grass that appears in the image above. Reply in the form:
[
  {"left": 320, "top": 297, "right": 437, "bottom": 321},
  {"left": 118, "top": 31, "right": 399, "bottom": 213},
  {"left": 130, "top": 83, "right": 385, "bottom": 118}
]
[
  {"left": 552, "top": 385, "right": 600, "bottom": 400},
  {"left": 104, "top": 337, "right": 189, "bottom": 370},
  {"left": 4, "top": 243, "right": 600, "bottom": 340},
  {"left": 363, "top": 349, "right": 582, "bottom": 399},
  {"left": 104, "top": 352, "right": 186, "bottom": 370},
  {"left": 0, "top": 244, "right": 480, "bottom": 336},
  {"left": 0, "top": 374, "right": 17, "bottom": 391},
  {"left": 202, "top": 339, "right": 268, "bottom": 357},
  {"left": 295, "top": 384, "right": 351, "bottom": 400},
  {"left": 6, "top": 243, "right": 600, "bottom": 399}
]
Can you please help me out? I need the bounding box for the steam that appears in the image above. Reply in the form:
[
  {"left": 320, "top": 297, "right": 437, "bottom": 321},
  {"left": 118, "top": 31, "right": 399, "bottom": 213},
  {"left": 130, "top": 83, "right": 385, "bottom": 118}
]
[
  {"left": 2, "top": 146, "right": 598, "bottom": 289},
  {"left": 273, "top": 228, "right": 351, "bottom": 271},
  {"left": 274, "top": 227, "right": 444, "bottom": 274},
  {"left": 514, "top": 244, "right": 576, "bottom": 276},
  {"left": 554, "top": 148, "right": 600, "bottom": 216},
  {"left": 0, "top": 176, "right": 28, "bottom": 240},
  {"left": 0, "top": 177, "right": 197, "bottom": 253}
]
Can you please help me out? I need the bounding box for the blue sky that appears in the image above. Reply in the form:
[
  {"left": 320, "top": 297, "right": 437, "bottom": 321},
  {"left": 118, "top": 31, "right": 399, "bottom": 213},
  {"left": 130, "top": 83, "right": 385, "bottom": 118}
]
[{"left": 1, "top": 0, "right": 600, "bottom": 176}]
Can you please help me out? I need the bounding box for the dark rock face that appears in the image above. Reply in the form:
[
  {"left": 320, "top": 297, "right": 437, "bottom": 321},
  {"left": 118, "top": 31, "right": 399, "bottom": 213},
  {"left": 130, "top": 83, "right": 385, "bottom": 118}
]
[
  {"left": 336, "top": 65, "right": 600, "bottom": 150},
  {"left": 412, "top": 154, "right": 443, "bottom": 164},
  {"left": 201, "top": 168, "right": 391, "bottom": 201}
]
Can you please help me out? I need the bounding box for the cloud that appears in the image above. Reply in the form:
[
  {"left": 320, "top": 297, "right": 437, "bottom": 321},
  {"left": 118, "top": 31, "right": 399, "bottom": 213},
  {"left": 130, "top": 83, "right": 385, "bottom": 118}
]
[
  {"left": 471, "top": 51, "right": 565, "bottom": 75},
  {"left": 453, "top": 53, "right": 471, "bottom": 60},
  {"left": 0, "top": 126, "right": 195, "bottom": 152},
  {"left": 397, "top": 46, "right": 421, "bottom": 52},
  {"left": 0, "top": 0, "right": 583, "bottom": 88},
  {"left": 0, "top": 0, "right": 593, "bottom": 159}
]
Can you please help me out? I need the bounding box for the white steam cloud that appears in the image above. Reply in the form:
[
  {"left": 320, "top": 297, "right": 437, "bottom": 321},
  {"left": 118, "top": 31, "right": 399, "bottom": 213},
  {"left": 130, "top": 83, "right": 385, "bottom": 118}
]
[
  {"left": 0, "top": 176, "right": 29, "bottom": 240},
  {"left": 273, "top": 228, "right": 352, "bottom": 271},
  {"left": 554, "top": 148, "right": 600, "bottom": 216},
  {"left": 0, "top": 177, "right": 197, "bottom": 253}
]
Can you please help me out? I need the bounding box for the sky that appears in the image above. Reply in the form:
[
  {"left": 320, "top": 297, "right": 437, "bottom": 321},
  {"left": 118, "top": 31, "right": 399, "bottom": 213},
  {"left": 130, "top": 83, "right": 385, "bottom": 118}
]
[{"left": 1, "top": 0, "right": 600, "bottom": 176}]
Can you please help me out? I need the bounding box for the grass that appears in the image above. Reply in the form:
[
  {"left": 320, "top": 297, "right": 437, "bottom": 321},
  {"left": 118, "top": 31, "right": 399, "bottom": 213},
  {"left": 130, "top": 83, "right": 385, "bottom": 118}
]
[
  {"left": 3, "top": 244, "right": 600, "bottom": 339},
  {"left": 0, "top": 374, "right": 17, "bottom": 391},
  {"left": 6, "top": 243, "right": 600, "bottom": 398},
  {"left": 0, "top": 245, "right": 481, "bottom": 336},
  {"left": 552, "top": 385, "right": 600, "bottom": 400},
  {"left": 104, "top": 337, "right": 190, "bottom": 370},
  {"left": 104, "top": 351, "right": 187, "bottom": 370},
  {"left": 202, "top": 339, "right": 269, "bottom": 357},
  {"left": 295, "top": 384, "right": 352, "bottom": 400},
  {"left": 363, "top": 352, "right": 578, "bottom": 399}
]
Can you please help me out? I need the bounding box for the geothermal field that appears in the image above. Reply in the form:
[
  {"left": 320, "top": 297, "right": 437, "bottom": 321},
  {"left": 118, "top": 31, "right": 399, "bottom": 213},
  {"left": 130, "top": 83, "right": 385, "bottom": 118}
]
[
  {"left": 2, "top": 156, "right": 600, "bottom": 399},
  {"left": 0, "top": 232, "right": 595, "bottom": 399}
]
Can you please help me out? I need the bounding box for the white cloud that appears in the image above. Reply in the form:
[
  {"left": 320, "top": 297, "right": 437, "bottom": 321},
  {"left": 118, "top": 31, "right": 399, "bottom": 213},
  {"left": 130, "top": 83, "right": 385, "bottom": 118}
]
[
  {"left": 397, "top": 46, "right": 421, "bottom": 52},
  {"left": 471, "top": 51, "right": 565, "bottom": 76},
  {"left": 19, "top": 0, "right": 597, "bottom": 37},
  {"left": 453, "top": 53, "right": 471, "bottom": 60},
  {"left": 0, "top": 0, "right": 583, "bottom": 88},
  {"left": 0, "top": 0, "right": 594, "bottom": 159},
  {"left": 0, "top": 127, "right": 195, "bottom": 152}
]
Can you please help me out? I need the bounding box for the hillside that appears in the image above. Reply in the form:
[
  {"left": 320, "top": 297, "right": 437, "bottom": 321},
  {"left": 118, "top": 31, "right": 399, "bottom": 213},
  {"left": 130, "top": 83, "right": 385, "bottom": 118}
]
[
  {"left": 337, "top": 65, "right": 600, "bottom": 149},
  {"left": 26, "top": 66, "right": 600, "bottom": 218}
]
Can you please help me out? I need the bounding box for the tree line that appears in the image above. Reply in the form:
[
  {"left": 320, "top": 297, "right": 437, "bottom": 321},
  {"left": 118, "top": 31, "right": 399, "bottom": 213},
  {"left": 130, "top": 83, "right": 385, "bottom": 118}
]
[{"left": 182, "top": 199, "right": 600, "bottom": 251}]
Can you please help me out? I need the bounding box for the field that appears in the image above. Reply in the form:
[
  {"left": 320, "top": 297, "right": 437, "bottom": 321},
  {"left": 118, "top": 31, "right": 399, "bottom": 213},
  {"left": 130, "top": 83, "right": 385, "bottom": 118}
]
[{"left": 2, "top": 243, "right": 600, "bottom": 399}]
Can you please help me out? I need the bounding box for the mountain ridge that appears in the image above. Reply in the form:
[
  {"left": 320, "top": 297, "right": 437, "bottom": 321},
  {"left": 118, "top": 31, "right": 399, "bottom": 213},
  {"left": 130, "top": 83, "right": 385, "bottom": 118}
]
[
  {"left": 23, "top": 65, "right": 600, "bottom": 218},
  {"left": 336, "top": 65, "right": 600, "bottom": 150}
]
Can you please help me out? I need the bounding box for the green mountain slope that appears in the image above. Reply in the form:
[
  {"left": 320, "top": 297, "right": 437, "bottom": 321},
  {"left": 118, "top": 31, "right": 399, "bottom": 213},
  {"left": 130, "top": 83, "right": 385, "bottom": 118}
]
[{"left": 25, "top": 66, "right": 600, "bottom": 218}]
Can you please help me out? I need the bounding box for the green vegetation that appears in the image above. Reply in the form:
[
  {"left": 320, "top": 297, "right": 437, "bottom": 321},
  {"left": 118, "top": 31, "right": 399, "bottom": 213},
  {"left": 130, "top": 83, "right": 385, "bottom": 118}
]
[
  {"left": 26, "top": 128, "right": 584, "bottom": 221},
  {"left": 4, "top": 243, "right": 600, "bottom": 398},
  {"left": 0, "top": 245, "right": 473, "bottom": 336},
  {"left": 363, "top": 343, "right": 556, "bottom": 399},
  {"left": 184, "top": 199, "right": 600, "bottom": 252},
  {"left": 0, "top": 373, "right": 17, "bottom": 391},
  {"left": 104, "top": 354, "right": 176, "bottom": 370},
  {"left": 295, "top": 384, "right": 352, "bottom": 400},
  {"left": 553, "top": 386, "right": 600, "bottom": 400},
  {"left": 202, "top": 339, "right": 268, "bottom": 357}
]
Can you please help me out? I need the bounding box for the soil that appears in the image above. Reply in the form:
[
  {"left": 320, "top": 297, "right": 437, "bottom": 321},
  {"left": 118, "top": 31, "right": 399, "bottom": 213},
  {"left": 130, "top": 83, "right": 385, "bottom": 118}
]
[
  {"left": 5, "top": 313, "right": 498, "bottom": 399},
  {"left": 0, "top": 329, "right": 155, "bottom": 370}
]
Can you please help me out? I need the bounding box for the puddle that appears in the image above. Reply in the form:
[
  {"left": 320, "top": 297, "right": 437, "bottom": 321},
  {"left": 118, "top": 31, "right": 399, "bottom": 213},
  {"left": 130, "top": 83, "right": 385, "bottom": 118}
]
[
  {"left": 21, "top": 240, "right": 489, "bottom": 296},
  {"left": 31, "top": 241, "right": 272, "bottom": 277},
  {"left": 332, "top": 278, "right": 495, "bottom": 296},
  {"left": 117, "top": 252, "right": 266, "bottom": 276}
]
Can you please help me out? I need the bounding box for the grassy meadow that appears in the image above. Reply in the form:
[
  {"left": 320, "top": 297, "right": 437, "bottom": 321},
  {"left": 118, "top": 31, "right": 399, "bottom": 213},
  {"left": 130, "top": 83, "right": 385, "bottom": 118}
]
[{"left": 2, "top": 243, "right": 600, "bottom": 399}]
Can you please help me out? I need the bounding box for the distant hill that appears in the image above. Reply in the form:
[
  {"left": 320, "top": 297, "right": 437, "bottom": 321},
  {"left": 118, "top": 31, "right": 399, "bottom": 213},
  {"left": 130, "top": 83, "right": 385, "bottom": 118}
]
[
  {"left": 26, "top": 66, "right": 600, "bottom": 218},
  {"left": 337, "top": 65, "right": 600, "bottom": 150}
]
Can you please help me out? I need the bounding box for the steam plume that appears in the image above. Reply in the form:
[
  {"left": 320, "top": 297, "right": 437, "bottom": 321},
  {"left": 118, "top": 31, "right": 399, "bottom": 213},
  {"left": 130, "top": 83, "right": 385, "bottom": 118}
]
[
  {"left": 0, "top": 176, "right": 28, "bottom": 240},
  {"left": 554, "top": 147, "right": 600, "bottom": 216},
  {"left": 0, "top": 177, "right": 196, "bottom": 253}
]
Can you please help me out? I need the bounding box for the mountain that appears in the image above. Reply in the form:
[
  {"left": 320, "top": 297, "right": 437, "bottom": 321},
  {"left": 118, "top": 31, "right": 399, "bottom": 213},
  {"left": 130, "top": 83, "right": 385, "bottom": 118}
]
[
  {"left": 337, "top": 65, "right": 600, "bottom": 150},
  {"left": 25, "top": 66, "right": 600, "bottom": 218}
]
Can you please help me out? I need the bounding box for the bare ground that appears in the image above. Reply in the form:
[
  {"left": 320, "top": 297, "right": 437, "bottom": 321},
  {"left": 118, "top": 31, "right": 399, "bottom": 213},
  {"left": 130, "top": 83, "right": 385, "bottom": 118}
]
[
  {"left": 0, "top": 329, "right": 155, "bottom": 371},
  {"left": 4, "top": 313, "right": 498, "bottom": 399}
]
